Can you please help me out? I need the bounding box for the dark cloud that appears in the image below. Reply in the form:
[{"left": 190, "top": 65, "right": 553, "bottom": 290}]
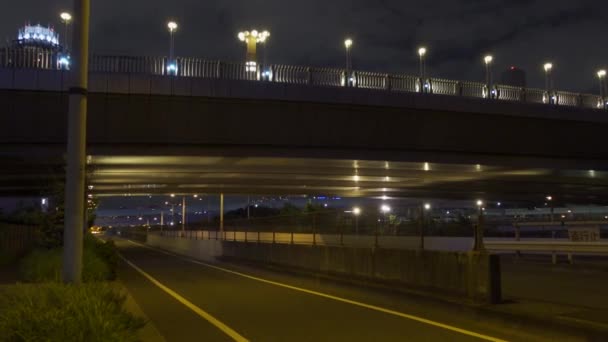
[{"left": 1, "top": 0, "right": 606, "bottom": 91}]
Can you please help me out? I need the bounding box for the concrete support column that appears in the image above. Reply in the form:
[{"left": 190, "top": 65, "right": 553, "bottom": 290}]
[{"left": 62, "top": 0, "right": 90, "bottom": 284}]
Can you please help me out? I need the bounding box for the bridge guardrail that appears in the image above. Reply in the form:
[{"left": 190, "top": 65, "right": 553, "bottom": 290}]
[{"left": 0, "top": 49, "right": 604, "bottom": 110}]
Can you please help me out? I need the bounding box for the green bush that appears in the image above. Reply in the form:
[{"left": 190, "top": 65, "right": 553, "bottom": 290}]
[{"left": 0, "top": 283, "right": 145, "bottom": 342}]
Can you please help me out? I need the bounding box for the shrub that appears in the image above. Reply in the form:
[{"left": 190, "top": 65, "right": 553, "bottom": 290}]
[{"left": 0, "top": 283, "right": 145, "bottom": 342}]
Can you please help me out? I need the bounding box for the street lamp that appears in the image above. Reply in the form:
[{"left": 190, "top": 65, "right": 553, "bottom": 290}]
[
  {"left": 420, "top": 203, "right": 431, "bottom": 249},
  {"left": 598, "top": 69, "right": 607, "bottom": 109},
  {"left": 483, "top": 55, "right": 496, "bottom": 99},
  {"left": 474, "top": 200, "right": 484, "bottom": 251},
  {"left": 353, "top": 206, "right": 361, "bottom": 235},
  {"left": 167, "top": 21, "right": 178, "bottom": 75},
  {"left": 543, "top": 62, "right": 556, "bottom": 104},
  {"left": 418, "top": 47, "right": 430, "bottom": 93},
  {"left": 238, "top": 30, "right": 270, "bottom": 78},
  {"left": 344, "top": 38, "right": 354, "bottom": 87},
  {"left": 60, "top": 12, "right": 72, "bottom": 51}
]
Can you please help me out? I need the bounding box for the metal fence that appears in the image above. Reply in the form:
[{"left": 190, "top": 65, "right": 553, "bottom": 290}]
[{"left": 1, "top": 47, "right": 604, "bottom": 110}]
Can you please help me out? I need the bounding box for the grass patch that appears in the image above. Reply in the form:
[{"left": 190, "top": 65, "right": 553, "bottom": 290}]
[{"left": 0, "top": 283, "right": 145, "bottom": 342}]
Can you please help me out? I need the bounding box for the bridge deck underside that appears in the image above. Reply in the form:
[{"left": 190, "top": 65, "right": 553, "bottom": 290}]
[{"left": 2, "top": 153, "right": 607, "bottom": 203}]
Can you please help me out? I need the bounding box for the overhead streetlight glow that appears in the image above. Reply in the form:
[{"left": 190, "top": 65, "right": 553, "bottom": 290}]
[
  {"left": 344, "top": 38, "right": 353, "bottom": 49},
  {"left": 476, "top": 200, "right": 483, "bottom": 207},
  {"left": 60, "top": 12, "right": 72, "bottom": 23},
  {"left": 598, "top": 70, "right": 607, "bottom": 78},
  {"left": 418, "top": 47, "right": 427, "bottom": 57},
  {"left": 167, "top": 21, "right": 178, "bottom": 32},
  {"left": 544, "top": 63, "right": 553, "bottom": 72},
  {"left": 353, "top": 207, "right": 361, "bottom": 215},
  {"left": 484, "top": 55, "right": 493, "bottom": 64},
  {"left": 546, "top": 195, "right": 553, "bottom": 201},
  {"left": 381, "top": 204, "right": 391, "bottom": 213},
  {"left": 424, "top": 203, "right": 431, "bottom": 210}
]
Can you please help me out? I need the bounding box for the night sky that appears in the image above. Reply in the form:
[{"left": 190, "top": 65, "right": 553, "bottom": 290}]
[{"left": 2, "top": 0, "right": 607, "bottom": 92}]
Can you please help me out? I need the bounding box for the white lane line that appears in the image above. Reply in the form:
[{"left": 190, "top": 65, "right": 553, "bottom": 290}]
[
  {"left": 118, "top": 253, "right": 249, "bottom": 342},
  {"left": 127, "top": 240, "right": 508, "bottom": 342}
]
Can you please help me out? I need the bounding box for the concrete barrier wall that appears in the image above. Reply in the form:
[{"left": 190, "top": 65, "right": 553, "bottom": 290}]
[
  {"left": 147, "top": 233, "right": 223, "bottom": 262},
  {"left": 147, "top": 234, "right": 500, "bottom": 303},
  {"left": 220, "top": 241, "right": 500, "bottom": 303}
]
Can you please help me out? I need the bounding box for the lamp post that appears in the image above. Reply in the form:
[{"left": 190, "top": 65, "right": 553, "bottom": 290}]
[
  {"left": 378, "top": 204, "right": 391, "bottom": 247},
  {"left": 60, "top": 12, "right": 72, "bottom": 51},
  {"left": 474, "top": 200, "right": 485, "bottom": 251},
  {"left": 238, "top": 30, "right": 270, "bottom": 78},
  {"left": 166, "top": 21, "right": 178, "bottom": 75},
  {"left": 544, "top": 62, "right": 555, "bottom": 104},
  {"left": 598, "top": 70, "right": 607, "bottom": 109},
  {"left": 353, "top": 206, "right": 361, "bottom": 235},
  {"left": 418, "top": 47, "right": 429, "bottom": 93},
  {"left": 484, "top": 55, "right": 494, "bottom": 98},
  {"left": 420, "top": 203, "right": 431, "bottom": 249},
  {"left": 344, "top": 38, "right": 353, "bottom": 86}
]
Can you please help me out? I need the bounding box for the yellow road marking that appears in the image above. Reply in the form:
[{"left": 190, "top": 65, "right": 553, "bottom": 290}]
[
  {"left": 118, "top": 253, "right": 249, "bottom": 342},
  {"left": 127, "top": 240, "right": 508, "bottom": 342}
]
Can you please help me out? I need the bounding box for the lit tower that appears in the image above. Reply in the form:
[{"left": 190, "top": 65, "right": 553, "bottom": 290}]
[{"left": 238, "top": 30, "right": 270, "bottom": 77}]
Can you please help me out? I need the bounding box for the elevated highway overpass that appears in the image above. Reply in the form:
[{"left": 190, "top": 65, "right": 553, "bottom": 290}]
[{"left": 2, "top": 64, "right": 608, "bottom": 202}]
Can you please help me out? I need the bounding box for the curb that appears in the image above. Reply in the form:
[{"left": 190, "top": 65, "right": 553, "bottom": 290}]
[{"left": 111, "top": 281, "right": 167, "bottom": 342}]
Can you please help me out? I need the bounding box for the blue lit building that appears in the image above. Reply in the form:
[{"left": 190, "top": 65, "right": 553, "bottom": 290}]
[{"left": 0, "top": 24, "right": 70, "bottom": 70}]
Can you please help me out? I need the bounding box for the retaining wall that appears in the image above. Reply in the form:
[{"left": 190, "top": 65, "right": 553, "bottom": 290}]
[{"left": 146, "top": 234, "right": 500, "bottom": 303}]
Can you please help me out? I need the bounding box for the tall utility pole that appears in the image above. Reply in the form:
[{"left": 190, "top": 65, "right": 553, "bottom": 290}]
[{"left": 62, "top": 0, "right": 90, "bottom": 284}]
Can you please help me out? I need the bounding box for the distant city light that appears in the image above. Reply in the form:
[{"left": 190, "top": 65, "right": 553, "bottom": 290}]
[
  {"left": 353, "top": 207, "right": 361, "bottom": 215},
  {"left": 546, "top": 195, "right": 553, "bottom": 201},
  {"left": 476, "top": 200, "right": 483, "bottom": 207},
  {"left": 170, "top": 194, "right": 175, "bottom": 197},
  {"left": 381, "top": 204, "right": 391, "bottom": 213},
  {"left": 424, "top": 203, "right": 431, "bottom": 210}
]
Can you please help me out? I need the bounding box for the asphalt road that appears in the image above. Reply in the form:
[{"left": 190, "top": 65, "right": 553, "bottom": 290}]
[{"left": 115, "top": 239, "right": 588, "bottom": 342}]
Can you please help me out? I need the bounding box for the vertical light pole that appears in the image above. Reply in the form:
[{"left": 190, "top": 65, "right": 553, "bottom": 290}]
[
  {"left": 167, "top": 21, "right": 178, "bottom": 75},
  {"left": 60, "top": 12, "right": 72, "bottom": 51},
  {"left": 62, "top": 0, "right": 90, "bottom": 284},
  {"left": 238, "top": 30, "right": 270, "bottom": 78},
  {"left": 344, "top": 38, "right": 353, "bottom": 86},
  {"left": 353, "top": 206, "right": 361, "bottom": 235},
  {"left": 220, "top": 193, "right": 224, "bottom": 238},
  {"left": 484, "top": 55, "right": 494, "bottom": 98},
  {"left": 473, "top": 200, "right": 485, "bottom": 251},
  {"left": 420, "top": 203, "right": 431, "bottom": 249},
  {"left": 418, "top": 47, "right": 427, "bottom": 92},
  {"left": 598, "top": 69, "right": 606, "bottom": 109},
  {"left": 379, "top": 204, "right": 391, "bottom": 247},
  {"left": 544, "top": 62, "right": 554, "bottom": 104},
  {"left": 181, "top": 196, "right": 186, "bottom": 236}
]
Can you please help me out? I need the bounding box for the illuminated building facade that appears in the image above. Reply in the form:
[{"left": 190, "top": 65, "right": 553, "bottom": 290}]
[{"left": 0, "top": 24, "right": 70, "bottom": 70}]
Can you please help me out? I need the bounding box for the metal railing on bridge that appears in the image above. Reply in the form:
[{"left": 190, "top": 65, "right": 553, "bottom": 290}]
[{"left": 1, "top": 48, "right": 605, "bottom": 110}]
